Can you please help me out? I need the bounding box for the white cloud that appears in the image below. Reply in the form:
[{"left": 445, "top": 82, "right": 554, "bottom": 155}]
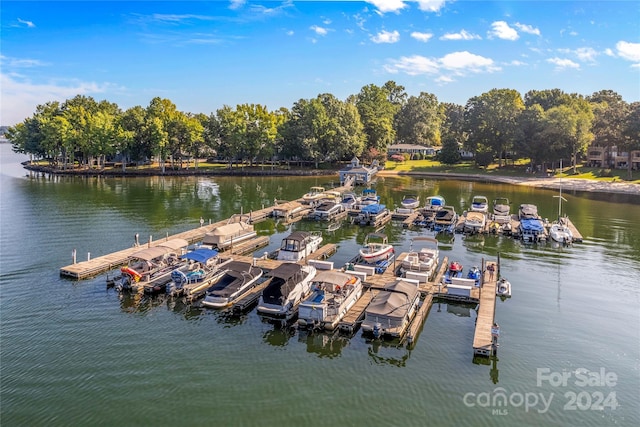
[
  {"left": 616, "top": 41, "right": 640, "bottom": 63},
  {"left": 384, "top": 50, "right": 499, "bottom": 81},
  {"left": 604, "top": 48, "right": 615, "bottom": 57},
  {"left": 547, "top": 57, "right": 580, "bottom": 70},
  {"left": 411, "top": 31, "right": 433, "bottom": 42},
  {"left": 508, "top": 60, "right": 527, "bottom": 66},
  {"left": 310, "top": 25, "right": 328, "bottom": 36},
  {"left": 365, "top": 0, "right": 407, "bottom": 13},
  {"left": 286, "top": 30, "right": 294, "bottom": 36},
  {"left": 488, "top": 21, "right": 519, "bottom": 41},
  {"left": 574, "top": 47, "right": 598, "bottom": 62},
  {"left": 514, "top": 22, "right": 540, "bottom": 36},
  {"left": 365, "top": 0, "right": 448, "bottom": 13},
  {"left": 17, "top": 18, "right": 35, "bottom": 28},
  {"left": 440, "top": 30, "right": 481, "bottom": 41},
  {"left": 229, "top": 0, "right": 245, "bottom": 10},
  {"left": 371, "top": 30, "right": 400, "bottom": 44},
  {"left": 384, "top": 55, "right": 439, "bottom": 75},
  {"left": 0, "top": 55, "right": 46, "bottom": 68},
  {"left": 0, "top": 73, "right": 116, "bottom": 125}
]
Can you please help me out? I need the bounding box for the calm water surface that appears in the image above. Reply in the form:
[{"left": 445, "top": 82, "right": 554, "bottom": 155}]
[{"left": 1, "top": 143, "right": 639, "bottom": 426}]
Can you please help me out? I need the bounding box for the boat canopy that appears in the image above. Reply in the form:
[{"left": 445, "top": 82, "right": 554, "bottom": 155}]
[
  {"left": 157, "top": 238, "right": 189, "bottom": 251},
  {"left": 180, "top": 248, "right": 219, "bottom": 263},
  {"left": 312, "top": 270, "right": 351, "bottom": 287},
  {"left": 207, "top": 222, "right": 253, "bottom": 236},
  {"left": 130, "top": 246, "right": 174, "bottom": 261},
  {"left": 262, "top": 263, "right": 307, "bottom": 305},
  {"left": 366, "top": 280, "right": 419, "bottom": 322}
]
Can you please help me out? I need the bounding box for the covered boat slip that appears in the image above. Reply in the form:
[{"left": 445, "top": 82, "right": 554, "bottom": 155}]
[
  {"left": 202, "top": 222, "right": 257, "bottom": 250},
  {"left": 362, "top": 279, "right": 421, "bottom": 339}
]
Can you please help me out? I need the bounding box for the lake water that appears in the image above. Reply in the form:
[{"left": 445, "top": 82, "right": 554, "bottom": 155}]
[{"left": 1, "top": 143, "right": 639, "bottom": 426}]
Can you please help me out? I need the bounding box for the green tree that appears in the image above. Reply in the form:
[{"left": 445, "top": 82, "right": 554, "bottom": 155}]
[
  {"left": 588, "top": 90, "right": 629, "bottom": 169},
  {"left": 352, "top": 83, "right": 398, "bottom": 154},
  {"left": 395, "top": 92, "right": 442, "bottom": 146}
]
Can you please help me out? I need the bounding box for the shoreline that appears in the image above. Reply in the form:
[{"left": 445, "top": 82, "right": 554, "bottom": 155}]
[{"left": 22, "top": 163, "right": 640, "bottom": 196}]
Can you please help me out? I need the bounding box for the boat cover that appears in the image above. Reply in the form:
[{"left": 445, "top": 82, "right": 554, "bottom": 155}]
[
  {"left": 207, "top": 261, "right": 261, "bottom": 297},
  {"left": 206, "top": 222, "right": 253, "bottom": 236},
  {"left": 520, "top": 218, "right": 544, "bottom": 232},
  {"left": 180, "top": 248, "right": 219, "bottom": 263},
  {"left": 366, "top": 280, "right": 419, "bottom": 322},
  {"left": 261, "top": 263, "right": 306, "bottom": 305},
  {"left": 361, "top": 204, "right": 386, "bottom": 214},
  {"left": 519, "top": 204, "right": 538, "bottom": 219},
  {"left": 130, "top": 246, "right": 174, "bottom": 261},
  {"left": 312, "top": 270, "right": 350, "bottom": 287},
  {"left": 435, "top": 208, "right": 455, "bottom": 221},
  {"left": 157, "top": 238, "right": 189, "bottom": 251}
]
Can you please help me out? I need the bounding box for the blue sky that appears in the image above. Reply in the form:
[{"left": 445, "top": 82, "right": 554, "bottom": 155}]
[{"left": 1, "top": 1, "right": 639, "bottom": 126}]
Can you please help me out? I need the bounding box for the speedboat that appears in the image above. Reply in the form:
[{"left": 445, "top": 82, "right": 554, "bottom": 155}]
[
  {"left": 360, "top": 188, "right": 379, "bottom": 205},
  {"left": 519, "top": 218, "right": 545, "bottom": 243},
  {"left": 496, "top": 277, "right": 512, "bottom": 298},
  {"left": 416, "top": 195, "right": 445, "bottom": 227},
  {"left": 424, "top": 195, "right": 446, "bottom": 212},
  {"left": 277, "top": 231, "right": 323, "bottom": 262},
  {"left": 297, "top": 271, "right": 363, "bottom": 331},
  {"left": 302, "top": 186, "right": 326, "bottom": 205},
  {"left": 464, "top": 211, "right": 486, "bottom": 233},
  {"left": 359, "top": 233, "right": 394, "bottom": 264},
  {"left": 549, "top": 222, "right": 573, "bottom": 244},
  {"left": 272, "top": 200, "right": 305, "bottom": 219},
  {"left": 443, "top": 261, "right": 463, "bottom": 284},
  {"left": 201, "top": 261, "right": 264, "bottom": 308},
  {"left": 165, "top": 248, "right": 233, "bottom": 299},
  {"left": 401, "top": 237, "right": 439, "bottom": 276},
  {"left": 312, "top": 200, "right": 345, "bottom": 221},
  {"left": 466, "top": 266, "right": 481, "bottom": 286},
  {"left": 470, "top": 195, "right": 489, "bottom": 213},
  {"left": 433, "top": 205, "right": 457, "bottom": 233},
  {"left": 340, "top": 192, "right": 360, "bottom": 210},
  {"left": 492, "top": 197, "right": 511, "bottom": 224},
  {"left": 257, "top": 263, "right": 317, "bottom": 321},
  {"left": 361, "top": 278, "right": 421, "bottom": 339},
  {"left": 401, "top": 194, "right": 420, "bottom": 210},
  {"left": 116, "top": 238, "right": 188, "bottom": 292},
  {"left": 518, "top": 204, "right": 539, "bottom": 220},
  {"left": 201, "top": 221, "right": 257, "bottom": 251}
]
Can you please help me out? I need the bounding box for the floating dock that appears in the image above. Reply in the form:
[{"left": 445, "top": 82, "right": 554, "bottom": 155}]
[{"left": 472, "top": 261, "right": 498, "bottom": 357}]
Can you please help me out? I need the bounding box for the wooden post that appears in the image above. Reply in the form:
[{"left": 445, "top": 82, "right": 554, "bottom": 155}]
[{"left": 72, "top": 249, "right": 77, "bottom": 264}]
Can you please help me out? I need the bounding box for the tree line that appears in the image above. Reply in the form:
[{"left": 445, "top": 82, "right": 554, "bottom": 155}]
[{"left": 6, "top": 81, "right": 639, "bottom": 177}]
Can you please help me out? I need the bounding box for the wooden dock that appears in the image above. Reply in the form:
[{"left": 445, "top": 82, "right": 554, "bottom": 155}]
[{"left": 472, "top": 261, "right": 498, "bottom": 357}]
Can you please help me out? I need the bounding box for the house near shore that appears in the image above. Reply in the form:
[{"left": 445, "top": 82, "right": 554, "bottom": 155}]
[
  {"left": 388, "top": 143, "right": 438, "bottom": 158},
  {"left": 339, "top": 157, "right": 379, "bottom": 186}
]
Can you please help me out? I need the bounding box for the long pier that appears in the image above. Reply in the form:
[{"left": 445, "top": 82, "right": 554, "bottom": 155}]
[{"left": 472, "top": 261, "right": 498, "bottom": 357}]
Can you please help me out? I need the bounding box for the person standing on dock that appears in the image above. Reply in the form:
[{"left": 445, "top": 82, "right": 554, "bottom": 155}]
[
  {"left": 200, "top": 217, "right": 205, "bottom": 227},
  {"left": 487, "top": 263, "right": 495, "bottom": 280}
]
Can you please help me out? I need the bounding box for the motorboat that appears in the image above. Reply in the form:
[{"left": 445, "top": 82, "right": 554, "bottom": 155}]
[
  {"left": 340, "top": 192, "right": 360, "bottom": 210},
  {"left": 470, "top": 195, "right": 489, "bottom": 213},
  {"left": 423, "top": 195, "right": 446, "bottom": 212},
  {"left": 496, "top": 277, "right": 512, "bottom": 298},
  {"left": 414, "top": 195, "right": 445, "bottom": 228},
  {"left": 401, "top": 237, "right": 439, "bottom": 276},
  {"left": 201, "top": 261, "right": 264, "bottom": 308},
  {"left": 433, "top": 205, "right": 457, "bottom": 233},
  {"left": 518, "top": 204, "right": 539, "bottom": 220},
  {"left": 277, "top": 231, "right": 323, "bottom": 262},
  {"left": 355, "top": 203, "right": 390, "bottom": 226},
  {"left": 312, "top": 200, "right": 345, "bottom": 221},
  {"left": 202, "top": 221, "right": 257, "bottom": 251},
  {"left": 464, "top": 211, "right": 486, "bottom": 233},
  {"left": 361, "top": 278, "right": 421, "bottom": 339},
  {"left": 165, "top": 248, "right": 233, "bottom": 299},
  {"left": 549, "top": 222, "right": 573, "bottom": 244},
  {"left": 257, "top": 263, "right": 317, "bottom": 321},
  {"left": 272, "top": 200, "right": 305, "bottom": 219},
  {"left": 519, "top": 218, "right": 545, "bottom": 243},
  {"left": 297, "top": 271, "right": 363, "bottom": 331},
  {"left": 359, "top": 188, "right": 380, "bottom": 206},
  {"left": 443, "top": 260, "right": 463, "bottom": 284},
  {"left": 116, "top": 238, "right": 188, "bottom": 292},
  {"left": 400, "top": 194, "right": 420, "bottom": 210},
  {"left": 359, "top": 233, "right": 394, "bottom": 264},
  {"left": 302, "top": 186, "right": 326, "bottom": 205},
  {"left": 492, "top": 197, "right": 511, "bottom": 224}
]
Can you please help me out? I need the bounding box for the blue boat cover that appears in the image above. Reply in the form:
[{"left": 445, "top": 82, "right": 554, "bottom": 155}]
[
  {"left": 180, "top": 248, "right": 219, "bottom": 263},
  {"left": 520, "top": 218, "right": 544, "bottom": 232},
  {"left": 361, "top": 204, "right": 386, "bottom": 214}
]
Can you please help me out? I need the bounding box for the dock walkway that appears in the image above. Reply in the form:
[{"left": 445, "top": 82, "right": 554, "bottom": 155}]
[{"left": 472, "top": 262, "right": 498, "bottom": 357}]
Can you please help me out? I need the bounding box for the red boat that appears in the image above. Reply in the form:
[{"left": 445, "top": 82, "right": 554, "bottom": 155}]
[{"left": 449, "top": 261, "right": 463, "bottom": 273}]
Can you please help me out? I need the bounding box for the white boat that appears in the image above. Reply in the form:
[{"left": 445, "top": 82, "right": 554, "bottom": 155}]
[
  {"left": 277, "top": 231, "right": 323, "bottom": 262},
  {"left": 359, "top": 188, "right": 380, "bottom": 205},
  {"left": 361, "top": 278, "right": 421, "bottom": 339},
  {"left": 340, "top": 192, "right": 360, "bottom": 210},
  {"left": 202, "top": 221, "right": 256, "bottom": 251},
  {"left": 312, "top": 200, "right": 345, "bottom": 221},
  {"left": 401, "top": 194, "right": 420, "bottom": 210},
  {"left": 302, "top": 186, "right": 326, "bottom": 205},
  {"left": 433, "top": 205, "right": 457, "bottom": 233},
  {"left": 518, "top": 203, "right": 539, "bottom": 220},
  {"left": 549, "top": 222, "right": 573, "bottom": 244},
  {"left": 423, "top": 195, "right": 446, "bottom": 212},
  {"left": 201, "top": 261, "right": 264, "bottom": 308},
  {"left": 401, "top": 237, "right": 439, "bottom": 276},
  {"left": 470, "top": 195, "right": 489, "bottom": 213},
  {"left": 464, "top": 211, "right": 486, "bottom": 233},
  {"left": 496, "top": 277, "right": 512, "bottom": 298},
  {"left": 297, "top": 270, "right": 363, "bottom": 331},
  {"left": 359, "top": 233, "right": 394, "bottom": 264},
  {"left": 492, "top": 197, "right": 511, "bottom": 224},
  {"left": 272, "top": 200, "right": 305, "bottom": 219},
  {"left": 257, "top": 263, "right": 317, "bottom": 321},
  {"left": 116, "top": 238, "right": 189, "bottom": 292},
  {"left": 519, "top": 218, "right": 545, "bottom": 243},
  {"left": 355, "top": 203, "right": 390, "bottom": 226},
  {"left": 165, "top": 248, "right": 233, "bottom": 300}
]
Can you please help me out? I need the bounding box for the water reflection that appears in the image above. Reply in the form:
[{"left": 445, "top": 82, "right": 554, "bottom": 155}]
[
  {"left": 262, "top": 324, "right": 296, "bottom": 347},
  {"left": 297, "top": 329, "right": 350, "bottom": 359},
  {"left": 366, "top": 338, "right": 411, "bottom": 367}
]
